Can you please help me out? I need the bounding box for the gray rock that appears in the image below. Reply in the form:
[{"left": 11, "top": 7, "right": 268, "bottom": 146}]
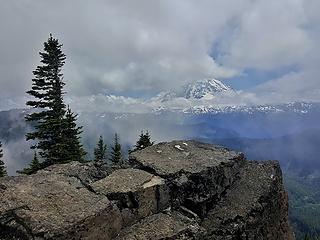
[
  {"left": 130, "top": 140, "right": 245, "bottom": 218},
  {"left": 0, "top": 141, "right": 294, "bottom": 240},
  {"left": 40, "top": 161, "right": 112, "bottom": 184},
  {"left": 0, "top": 163, "right": 122, "bottom": 240},
  {"left": 115, "top": 212, "right": 206, "bottom": 240},
  {"left": 91, "top": 168, "right": 170, "bottom": 225},
  {"left": 201, "top": 161, "right": 294, "bottom": 240},
  {"left": 130, "top": 140, "right": 244, "bottom": 176}
]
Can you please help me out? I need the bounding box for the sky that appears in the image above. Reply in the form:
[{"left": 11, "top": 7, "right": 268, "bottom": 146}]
[{"left": 0, "top": 0, "right": 320, "bottom": 110}]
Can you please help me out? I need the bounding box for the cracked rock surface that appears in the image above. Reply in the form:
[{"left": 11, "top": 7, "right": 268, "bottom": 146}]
[
  {"left": 91, "top": 168, "right": 169, "bottom": 226},
  {"left": 130, "top": 140, "right": 244, "bottom": 176},
  {"left": 115, "top": 212, "right": 206, "bottom": 240},
  {"left": 0, "top": 162, "right": 121, "bottom": 239},
  {"left": 130, "top": 140, "right": 245, "bottom": 218},
  {"left": 201, "top": 161, "right": 294, "bottom": 240},
  {"left": 0, "top": 141, "right": 294, "bottom": 239}
]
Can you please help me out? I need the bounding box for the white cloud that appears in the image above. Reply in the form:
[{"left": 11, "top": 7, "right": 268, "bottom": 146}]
[
  {"left": 0, "top": 0, "right": 247, "bottom": 98},
  {"left": 220, "top": 0, "right": 311, "bottom": 70},
  {"left": 0, "top": 0, "right": 319, "bottom": 106}
]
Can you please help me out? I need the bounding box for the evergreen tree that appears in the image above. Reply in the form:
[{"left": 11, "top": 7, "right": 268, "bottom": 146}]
[
  {"left": 61, "top": 106, "right": 86, "bottom": 163},
  {"left": 144, "top": 130, "right": 154, "bottom": 147},
  {"left": 17, "top": 151, "right": 40, "bottom": 175},
  {"left": 30, "top": 151, "right": 41, "bottom": 172},
  {"left": 25, "top": 34, "right": 85, "bottom": 167},
  {"left": 110, "top": 133, "right": 122, "bottom": 165},
  {"left": 94, "top": 135, "right": 107, "bottom": 165},
  {"left": 25, "top": 34, "right": 67, "bottom": 166},
  {"left": 0, "top": 141, "right": 7, "bottom": 177},
  {"left": 133, "top": 130, "right": 154, "bottom": 151}
]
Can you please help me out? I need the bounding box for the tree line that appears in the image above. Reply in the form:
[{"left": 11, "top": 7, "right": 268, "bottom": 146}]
[{"left": 0, "top": 35, "right": 153, "bottom": 177}]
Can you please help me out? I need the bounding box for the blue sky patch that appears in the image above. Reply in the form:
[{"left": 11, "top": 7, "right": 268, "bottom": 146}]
[{"left": 223, "top": 65, "right": 300, "bottom": 90}]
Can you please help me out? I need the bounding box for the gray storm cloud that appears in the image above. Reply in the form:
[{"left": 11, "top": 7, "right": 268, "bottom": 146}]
[{"left": 0, "top": 0, "right": 319, "bottom": 107}]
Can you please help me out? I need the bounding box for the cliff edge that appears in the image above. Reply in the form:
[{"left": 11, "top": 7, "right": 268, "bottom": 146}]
[{"left": 0, "top": 140, "right": 294, "bottom": 239}]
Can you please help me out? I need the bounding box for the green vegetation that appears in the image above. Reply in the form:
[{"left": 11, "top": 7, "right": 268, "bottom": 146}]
[
  {"left": 0, "top": 141, "right": 6, "bottom": 177},
  {"left": 23, "top": 34, "right": 85, "bottom": 170},
  {"left": 284, "top": 172, "right": 320, "bottom": 239},
  {"left": 62, "top": 107, "right": 86, "bottom": 163},
  {"left": 94, "top": 135, "right": 107, "bottom": 165},
  {"left": 110, "top": 133, "right": 122, "bottom": 165},
  {"left": 132, "top": 130, "right": 154, "bottom": 152},
  {"left": 17, "top": 151, "right": 40, "bottom": 175}
]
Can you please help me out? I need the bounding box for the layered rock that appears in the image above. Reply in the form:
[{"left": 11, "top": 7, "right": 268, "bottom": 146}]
[
  {"left": 0, "top": 140, "right": 294, "bottom": 240},
  {"left": 130, "top": 140, "right": 245, "bottom": 218},
  {"left": 91, "top": 168, "right": 170, "bottom": 226},
  {"left": 201, "top": 161, "right": 293, "bottom": 239}
]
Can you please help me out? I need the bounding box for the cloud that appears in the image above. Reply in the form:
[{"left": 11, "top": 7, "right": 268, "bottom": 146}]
[
  {"left": 0, "top": 0, "right": 242, "bottom": 98},
  {"left": 0, "top": 0, "right": 319, "bottom": 106},
  {"left": 219, "top": 0, "right": 311, "bottom": 70}
]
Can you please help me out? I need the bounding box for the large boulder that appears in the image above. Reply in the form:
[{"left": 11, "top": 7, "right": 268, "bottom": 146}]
[
  {"left": 91, "top": 168, "right": 170, "bottom": 226},
  {"left": 201, "top": 161, "right": 294, "bottom": 240},
  {"left": 130, "top": 140, "right": 245, "bottom": 217},
  {"left": 0, "top": 163, "right": 122, "bottom": 240}
]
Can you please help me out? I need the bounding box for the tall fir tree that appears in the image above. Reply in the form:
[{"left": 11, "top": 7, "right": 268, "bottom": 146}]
[
  {"left": 25, "top": 34, "right": 85, "bottom": 168},
  {"left": 133, "top": 130, "right": 154, "bottom": 151},
  {"left": 25, "top": 34, "right": 66, "bottom": 165},
  {"left": 110, "top": 133, "right": 122, "bottom": 165},
  {"left": 61, "top": 106, "right": 86, "bottom": 163},
  {"left": 94, "top": 135, "right": 107, "bottom": 165},
  {"left": 0, "top": 141, "right": 7, "bottom": 177}
]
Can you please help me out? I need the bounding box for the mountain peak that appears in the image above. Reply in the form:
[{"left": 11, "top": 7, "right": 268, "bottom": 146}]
[{"left": 184, "top": 78, "right": 234, "bottom": 99}]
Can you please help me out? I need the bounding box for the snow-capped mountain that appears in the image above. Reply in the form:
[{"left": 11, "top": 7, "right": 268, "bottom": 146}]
[
  {"left": 65, "top": 77, "right": 320, "bottom": 115},
  {"left": 7, "top": 77, "right": 318, "bottom": 116},
  {"left": 154, "top": 78, "right": 235, "bottom": 102},
  {"left": 184, "top": 78, "right": 234, "bottom": 99}
]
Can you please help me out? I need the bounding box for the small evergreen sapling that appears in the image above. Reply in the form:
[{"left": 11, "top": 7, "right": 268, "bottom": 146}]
[
  {"left": 133, "top": 130, "right": 154, "bottom": 151},
  {"left": 94, "top": 135, "right": 107, "bottom": 165},
  {"left": 0, "top": 141, "right": 7, "bottom": 177},
  {"left": 17, "top": 151, "right": 40, "bottom": 175},
  {"left": 30, "top": 151, "right": 41, "bottom": 172},
  {"left": 110, "top": 133, "right": 122, "bottom": 165},
  {"left": 62, "top": 106, "right": 86, "bottom": 163}
]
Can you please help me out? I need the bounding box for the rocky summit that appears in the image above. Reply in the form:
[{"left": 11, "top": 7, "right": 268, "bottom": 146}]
[{"left": 0, "top": 140, "right": 294, "bottom": 239}]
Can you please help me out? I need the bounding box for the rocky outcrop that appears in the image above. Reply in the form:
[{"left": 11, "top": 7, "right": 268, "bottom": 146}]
[
  {"left": 201, "top": 161, "right": 293, "bottom": 239},
  {"left": 0, "top": 162, "right": 121, "bottom": 239},
  {"left": 129, "top": 141, "right": 245, "bottom": 218},
  {"left": 91, "top": 168, "right": 170, "bottom": 226},
  {"left": 0, "top": 140, "right": 294, "bottom": 239}
]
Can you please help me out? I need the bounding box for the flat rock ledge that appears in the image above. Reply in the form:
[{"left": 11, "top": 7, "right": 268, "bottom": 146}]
[{"left": 0, "top": 140, "right": 294, "bottom": 240}]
